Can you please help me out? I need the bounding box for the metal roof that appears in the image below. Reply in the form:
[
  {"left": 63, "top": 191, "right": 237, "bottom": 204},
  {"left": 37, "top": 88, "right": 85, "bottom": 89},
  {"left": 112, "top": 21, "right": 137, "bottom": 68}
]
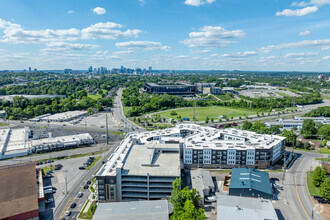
[
  {"left": 217, "top": 195, "right": 278, "bottom": 220},
  {"left": 93, "top": 200, "right": 169, "bottom": 220},
  {"left": 229, "top": 168, "right": 272, "bottom": 196}
]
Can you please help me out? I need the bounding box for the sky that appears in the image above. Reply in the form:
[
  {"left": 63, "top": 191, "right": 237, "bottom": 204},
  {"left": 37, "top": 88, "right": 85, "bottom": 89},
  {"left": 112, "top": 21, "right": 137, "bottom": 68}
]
[{"left": 0, "top": 0, "right": 329, "bottom": 71}]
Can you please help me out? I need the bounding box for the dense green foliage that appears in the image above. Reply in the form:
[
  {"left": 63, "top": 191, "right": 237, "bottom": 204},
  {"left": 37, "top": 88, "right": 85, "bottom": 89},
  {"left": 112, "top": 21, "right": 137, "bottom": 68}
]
[
  {"left": 281, "top": 130, "right": 297, "bottom": 147},
  {"left": 241, "top": 121, "right": 282, "bottom": 134},
  {"left": 313, "top": 166, "right": 328, "bottom": 187},
  {"left": 169, "top": 178, "right": 205, "bottom": 220},
  {"left": 320, "top": 178, "right": 330, "bottom": 200},
  {"left": 305, "top": 106, "right": 330, "bottom": 117}
]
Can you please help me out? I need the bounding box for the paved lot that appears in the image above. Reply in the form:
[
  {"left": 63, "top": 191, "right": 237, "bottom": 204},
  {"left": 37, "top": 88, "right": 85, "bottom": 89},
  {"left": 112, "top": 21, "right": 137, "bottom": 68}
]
[
  {"left": 40, "top": 155, "right": 101, "bottom": 219},
  {"left": 77, "top": 112, "right": 120, "bottom": 129}
]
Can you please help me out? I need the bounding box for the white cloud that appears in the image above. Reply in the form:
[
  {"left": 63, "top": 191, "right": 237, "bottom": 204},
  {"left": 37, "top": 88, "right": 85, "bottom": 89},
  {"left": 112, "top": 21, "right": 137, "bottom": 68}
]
[
  {"left": 210, "top": 54, "right": 219, "bottom": 57},
  {"left": 311, "top": 0, "right": 330, "bottom": 5},
  {"left": 0, "top": 19, "right": 142, "bottom": 44},
  {"left": 291, "top": 1, "right": 310, "bottom": 7},
  {"left": 321, "top": 46, "right": 330, "bottom": 50},
  {"left": 67, "top": 10, "right": 74, "bottom": 14},
  {"left": 181, "top": 26, "right": 245, "bottom": 48},
  {"left": 139, "top": 0, "right": 146, "bottom": 6},
  {"left": 285, "top": 52, "right": 318, "bottom": 57},
  {"left": 299, "top": 30, "right": 311, "bottom": 36},
  {"left": 41, "top": 42, "right": 99, "bottom": 53},
  {"left": 96, "top": 50, "right": 109, "bottom": 54},
  {"left": 184, "top": 0, "right": 216, "bottom": 7},
  {"left": 175, "top": 55, "right": 191, "bottom": 58},
  {"left": 322, "top": 56, "right": 330, "bottom": 60},
  {"left": 260, "top": 39, "right": 330, "bottom": 53},
  {"left": 93, "top": 7, "right": 106, "bottom": 15},
  {"left": 81, "top": 22, "right": 142, "bottom": 40},
  {"left": 116, "top": 41, "right": 171, "bottom": 51},
  {"left": 222, "top": 51, "right": 258, "bottom": 57},
  {"left": 112, "top": 50, "right": 135, "bottom": 55},
  {"left": 276, "top": 6, "right": 318, "bottom": 16}
]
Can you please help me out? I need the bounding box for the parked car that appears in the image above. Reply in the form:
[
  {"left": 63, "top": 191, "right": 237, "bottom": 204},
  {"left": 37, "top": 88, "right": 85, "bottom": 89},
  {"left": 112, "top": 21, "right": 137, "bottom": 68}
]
[
  {"left": 35, "top": 162, "right": 39, "bottom": 165},
  {"left": 230, "top": 122, "right": 238, "bottom": 126},
  {"left": 84, "top": 184, "right": 89, "bottom": 189},
  {"left": 39, "top": 161, "right": 43, "bottom": 165},
  {"left": 70, "top": 202, "right": 76, "bottom": 208},
  {"left": 205, "top": 196, "right": 216, "bottom": 203},
  {"left": 79, "top": 166, "right": 86, "bottom": 170},
  {"left": 77, "top": 192, "right": 83, "bottom": 198},
  {"left": 65, "top": 210, "right": 71, "bottom": 216},
  {"left": 270, "top": 177, "right": 279, "bottom": 181},
  {"left": 87, "top": 180, "right": 91, "bottom": 185}
]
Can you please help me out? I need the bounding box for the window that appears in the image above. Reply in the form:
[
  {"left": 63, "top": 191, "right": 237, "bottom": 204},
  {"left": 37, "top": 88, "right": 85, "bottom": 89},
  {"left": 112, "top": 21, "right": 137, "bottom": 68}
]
[
  {"left": 99, "top": 185, "right": 105, "bottom": 189},
  {"left": 98, "top": 179, "right": 104, "bottom": 184}
]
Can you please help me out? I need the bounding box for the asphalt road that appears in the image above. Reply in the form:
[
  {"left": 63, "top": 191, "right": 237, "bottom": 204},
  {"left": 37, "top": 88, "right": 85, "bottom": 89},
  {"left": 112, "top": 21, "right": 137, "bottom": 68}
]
[
  {"left": 284, "top": 150, "right": 323, "bottom": 220},
  {"left": 53, "top": 145, "right": 115, "bottom": 220},
  {"left": 113, "top": 88, "right": 144, "bottom": 131}
]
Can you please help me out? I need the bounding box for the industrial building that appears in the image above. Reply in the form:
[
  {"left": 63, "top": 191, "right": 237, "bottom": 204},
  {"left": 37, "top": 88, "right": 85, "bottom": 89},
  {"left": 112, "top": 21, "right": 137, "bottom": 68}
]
[
  {"left": 217, "top": 195, "right": 278, "bottom": 220},
  {"left": 0, "top": 127, "right": 94, "bottom": 160},
  {"left": 141, "top": 83, "right": 197, "bottom": 96},
  {"left": 265, "top": 116, "right": 330, "bottom": 130},
  {"left": 96, "top": 138, "right": 181, "bottom": 202},
  {"left": 29, "top": 110, "right": 88, "bottom": 122},
  {"left": 0, "top": 162, "right": 39, "bottom": 220},
  {"left": 93, "top": 200, "right": 169, "bottom": 220},
  {"left": 229, "top": 168, "right": 273, "bottom": 200},
  {"left": 191, "top": 170, "right": 215, "bottom": 204}
]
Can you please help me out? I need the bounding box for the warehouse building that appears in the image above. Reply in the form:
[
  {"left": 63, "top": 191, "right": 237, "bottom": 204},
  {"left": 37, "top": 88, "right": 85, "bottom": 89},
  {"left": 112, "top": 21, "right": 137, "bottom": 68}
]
[
  {"left": 196, "top": 82, "right": 216, "bottom": 92},
  {"left": 217, "top": 195, "right": 278, "bottom": 220},
  {"left": 265, "top": 116, "right": 330, "bottom": 130},
  {"left": 141, "top": 83, "right": 197, "bottom": 96},
  {"left": 191, "top": 170, "right": 215, "bottom": 204},
  {"left": 96, "top": 138, "right": 181, "bottom": 202},
  {"left": 229, "top": 168, "right": 273, "bottom": 200},
  {"left": 0, "top": 127, "right": 94, "bottom": 160},
  {"left": 29, "top": 110, "right": 88, "bottom": 122},
  {"left": 93, "top": 200, "right": 169, "bottom": 220},
  {"left": 0, "top": 162, "right": 39, "bottom": 220}
]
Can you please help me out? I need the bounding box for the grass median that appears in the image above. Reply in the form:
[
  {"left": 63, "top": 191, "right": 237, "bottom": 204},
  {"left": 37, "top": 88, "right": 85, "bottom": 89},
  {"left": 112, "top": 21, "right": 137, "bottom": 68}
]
[{"left": 307, "top": 171, "right": 320, "bottom": 196}]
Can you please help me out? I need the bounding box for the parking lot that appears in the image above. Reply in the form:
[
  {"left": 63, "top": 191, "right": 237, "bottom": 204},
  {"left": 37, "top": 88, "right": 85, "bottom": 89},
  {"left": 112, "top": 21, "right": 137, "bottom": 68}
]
[
  {"left": 76, "top": 112, "right": 119, "bottom": 129},
  {"left": 38, "top": 155, "right": 100, "bottom": 219}
]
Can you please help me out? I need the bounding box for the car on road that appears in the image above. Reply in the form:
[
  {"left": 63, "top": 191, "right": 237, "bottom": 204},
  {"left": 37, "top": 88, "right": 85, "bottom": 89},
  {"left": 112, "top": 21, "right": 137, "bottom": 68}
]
[
  {"left": 87, "top": 180, "right": 91, "bottom": 185},
  {"left": 270, "top": 177, "right": 279, "bottom": 181},
  {"left": 70, "top": 202, "right": 76, "bottom": 208},
  {"left": 77, "top": 192, "right": 83, "bottom": 198},
  {"left": 65, "top": 210, "right": 71, "bottom": 216},
  {"left": 84, "top": 184, "right": 89, "bottom": 189}
]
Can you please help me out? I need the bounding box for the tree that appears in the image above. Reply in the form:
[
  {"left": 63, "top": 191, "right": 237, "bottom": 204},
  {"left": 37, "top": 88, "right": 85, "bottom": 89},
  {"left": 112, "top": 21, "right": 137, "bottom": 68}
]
[
  {"left": 170, "top": 111, "right": 178, "bottom": 116},
  {"left": 318, "top": 124, "right": 330, "bottom": 140},
  {"left": 304, "top": 142, "right": 311, "bottom": 150},
  {"left": 169, "top": 178, "right": 205, "bottom": 220},
  {"left": 313, "top": 166, "right": 327, "bottom": 187},
  {"left": 242, "top": 121, "right": 252, "bottom": 130},
  {"left": 205, "top": 116, "right": 209, "bottom": 123},
  {"left": 320, "top": 178, "right": 330, "bottom": 200},
  {"left": 281, "top": 130, "right": 297, "bottom": 147},
  {"left": 301, "top": 119, "right": 316, "bottom": 139}
]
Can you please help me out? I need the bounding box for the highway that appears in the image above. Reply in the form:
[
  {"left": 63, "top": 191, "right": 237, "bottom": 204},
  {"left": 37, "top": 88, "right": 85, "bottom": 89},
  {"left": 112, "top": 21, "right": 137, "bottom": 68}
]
[
  {"left": 284, "top": 150, "right": 324, "bottom": 220},
  {"left": 53, "top": 145, "right": 116, "bottom": 220},
  {"left": 113, "top": 88, "right": 144, "bottom": 131}
]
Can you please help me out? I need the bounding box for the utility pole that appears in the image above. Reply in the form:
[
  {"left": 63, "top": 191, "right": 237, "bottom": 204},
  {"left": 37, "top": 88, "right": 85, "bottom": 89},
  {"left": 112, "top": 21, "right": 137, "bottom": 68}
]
[
  {"left": 65, "top": 176, "right": 68, "bottom": 195},
  {"left": 249, "top": 101, "right": 251, "bottom": 118}
]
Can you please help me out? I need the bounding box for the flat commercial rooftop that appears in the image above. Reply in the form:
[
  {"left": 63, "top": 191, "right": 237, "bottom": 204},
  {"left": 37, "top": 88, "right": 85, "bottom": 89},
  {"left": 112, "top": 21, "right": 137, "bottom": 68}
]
[
  {"left": 122, "top": 143, "right": 180, "bottom": 176},
  {"left": 93, "top": 200, "right": 169, "bottom": 220},
  {"left": 0, "top": 162, "right": 38, "bottom": 219},
  {"left": 217, "top": 195, "right": 278, "bottom": 220}
]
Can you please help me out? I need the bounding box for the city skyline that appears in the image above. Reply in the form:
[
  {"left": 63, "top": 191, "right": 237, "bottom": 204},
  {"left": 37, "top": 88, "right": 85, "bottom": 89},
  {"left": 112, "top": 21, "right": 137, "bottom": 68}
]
[{"left": 0, "top": 0, "right": 330, "bottom": 71}]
